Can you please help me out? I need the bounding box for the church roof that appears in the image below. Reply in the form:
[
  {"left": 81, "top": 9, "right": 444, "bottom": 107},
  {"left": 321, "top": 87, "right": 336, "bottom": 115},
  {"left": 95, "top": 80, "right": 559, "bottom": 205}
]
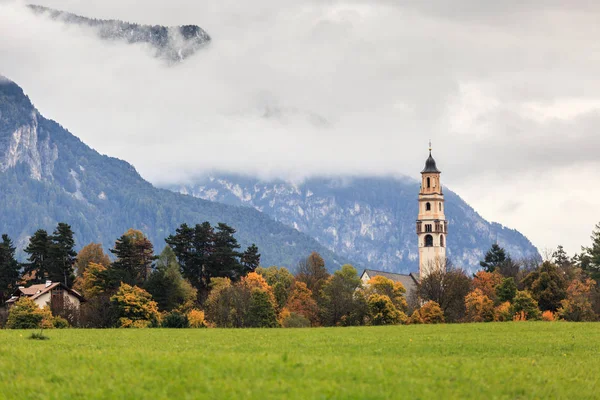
[
  {"left": 361, "top": 269, "right": 419, "bottom": 294},
  {"left": 421, "top": 152, "right": 441, "bottom": 174}
]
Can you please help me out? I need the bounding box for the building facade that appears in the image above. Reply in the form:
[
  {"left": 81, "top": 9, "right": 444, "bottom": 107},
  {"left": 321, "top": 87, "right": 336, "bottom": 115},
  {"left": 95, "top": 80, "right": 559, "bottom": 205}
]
[{"left": 416, "top": 146, "right": 447, "bottom": 278}]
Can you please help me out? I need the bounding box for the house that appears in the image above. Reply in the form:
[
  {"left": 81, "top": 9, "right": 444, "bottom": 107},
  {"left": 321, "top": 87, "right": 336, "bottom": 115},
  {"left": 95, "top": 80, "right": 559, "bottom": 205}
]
[
  {"left": 360, "top": 269, "right": 419, "bottom": 298},
  {"left": 5, "top": 281, "right": 83, "bottom": 310}
]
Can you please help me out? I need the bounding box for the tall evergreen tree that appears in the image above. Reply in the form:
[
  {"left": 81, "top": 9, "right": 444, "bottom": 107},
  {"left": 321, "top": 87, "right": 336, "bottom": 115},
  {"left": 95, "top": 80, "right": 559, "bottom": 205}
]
[
  {"left": 24, "top": 229, "right": 52, "bottom": 283},
  {"left": 110, "top": 229, "right": 156, "bottom": 287},
  {"left": 211, "top": 223, "right": 243, "bottom": 278},
  {"left": 49, "top": 223, "right": 77, "bottom": 286},
  {"left": 522, "top": 261, "right": 567, "bottom": 312},
  {"left": 0, "top": 234, "right": 20, "bottom": 305},
  {"left": 583, "top": 223, "right": 600, "bottom": 281},
  {"left": 241, "top": 244, "right": 260, "bottom": 273},
  {"left": 480, "top": 243, "right": 507, "bottom": 273}
]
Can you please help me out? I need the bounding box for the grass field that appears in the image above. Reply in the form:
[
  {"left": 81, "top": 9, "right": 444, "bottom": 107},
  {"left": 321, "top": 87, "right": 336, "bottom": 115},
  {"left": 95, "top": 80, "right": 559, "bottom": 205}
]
[{"left": 0, "top": 322, "right": 599, "bottom": 399}]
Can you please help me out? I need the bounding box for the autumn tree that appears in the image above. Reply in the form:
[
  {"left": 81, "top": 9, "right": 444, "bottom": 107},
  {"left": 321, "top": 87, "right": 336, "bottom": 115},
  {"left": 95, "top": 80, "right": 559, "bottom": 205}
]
[
  {"left": 472, "top": 271, "right": 503, "bottom": 301},
  {"left": 0, "top": 234, "right": 20, "bottom": 305},
  {"left": 367, "top": 294, "right": 406, "bottom": 325},
  {"left": 5, "top": 297, "right": 53, "bottom": 329},
  {"left": 144, "top": 246, "right": 197, "bottom": 312},
  {"left": 256, "top": 266, "right": 295, "bottom": 311},
  {"left": 558, "top": 278, "right": 597, "bottom": 321},
  {"left": 285, "top": 281, "right": 319, "bottom": 325},
  {"left": 417, "top": 268, "right": 471, "bottom": 322},
  {"left": 464, "top": 289, "right": 495, "bottom": 322},
  {"left": 522, "top": 261, "right": 567, "bottom": 312},
  {"left": 296, "top": 252, "right": 329, "bottom": 300},
  {"left": 110, "top": 229, "right": 156, "bottom": 287},
  {"left": 110, "top": 283, "right": 161, "bottom": 328},
  {"left": 75, "top": 243, "right": 111, "bottom": 277},
  {"left": 365, "top": 276, "right": 408, "bottom": 313},
  {"left": 411, "top": 301, "right": 445, "bottom": 324},
  {"left": 319, "top": 265, "right": 366, "bottom": 326}
]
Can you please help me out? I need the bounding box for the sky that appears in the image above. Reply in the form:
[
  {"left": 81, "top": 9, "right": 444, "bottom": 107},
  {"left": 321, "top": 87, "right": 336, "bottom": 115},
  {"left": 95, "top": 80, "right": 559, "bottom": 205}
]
[{"left": 1, "top": 0, "right": 599, "bottom": 256}]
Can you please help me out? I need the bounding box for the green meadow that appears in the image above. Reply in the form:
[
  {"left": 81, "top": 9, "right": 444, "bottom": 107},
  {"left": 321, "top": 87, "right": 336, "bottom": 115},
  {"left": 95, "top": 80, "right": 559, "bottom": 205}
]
[{"left": 0, "top": 322, "right": 598, "bottom": 399}]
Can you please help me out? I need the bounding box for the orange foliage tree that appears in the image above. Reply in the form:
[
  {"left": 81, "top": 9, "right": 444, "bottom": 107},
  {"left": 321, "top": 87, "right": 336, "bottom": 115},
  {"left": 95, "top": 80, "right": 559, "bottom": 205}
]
[
  {"left": 464, "top": 288, "right": 495, "bottom": 322},
  {"left": 285, "top": 281, "right": 319, "bottom": 326},
  {"left": 472, "top": 271, "right": 503, "bottom": 301},
  {"left": 412, "top": 301, "right": 445, "bottom": 324},
  {"left": 493, "top": 301, "right": 512, "bottom": 322},
  {"left": 558, "top": 278, "right": 597, "bottom": 321}
]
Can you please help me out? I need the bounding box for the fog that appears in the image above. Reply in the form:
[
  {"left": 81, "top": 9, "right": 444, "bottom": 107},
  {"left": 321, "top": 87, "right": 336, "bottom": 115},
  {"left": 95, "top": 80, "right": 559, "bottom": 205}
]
[{"left": 1, "top": 0, "right": 599, "bottom": 255}]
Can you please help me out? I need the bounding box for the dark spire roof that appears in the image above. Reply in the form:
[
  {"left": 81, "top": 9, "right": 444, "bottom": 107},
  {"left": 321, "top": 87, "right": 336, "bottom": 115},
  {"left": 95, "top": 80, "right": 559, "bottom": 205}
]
[{"left": 421, "top": 151, "right": 441, "bottom": 174}]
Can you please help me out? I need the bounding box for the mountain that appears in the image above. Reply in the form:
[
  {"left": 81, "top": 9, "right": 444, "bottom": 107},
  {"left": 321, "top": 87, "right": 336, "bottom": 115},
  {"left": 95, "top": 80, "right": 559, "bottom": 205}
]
[
  {"left": 170, "top": 175, "right": 540, "bottom": 274},
  {"left": 27, "top": 5, "right": 211, "bottom": 63},
  {"left": 0, "top": 76, "right": 349, "bottom": 270}
]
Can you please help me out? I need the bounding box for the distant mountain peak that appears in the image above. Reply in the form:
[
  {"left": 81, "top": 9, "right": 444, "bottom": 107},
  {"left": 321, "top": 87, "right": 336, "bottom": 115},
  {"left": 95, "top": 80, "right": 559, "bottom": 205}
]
[{"left": 27, "top": 4, "right": 211, "bottom": 63}]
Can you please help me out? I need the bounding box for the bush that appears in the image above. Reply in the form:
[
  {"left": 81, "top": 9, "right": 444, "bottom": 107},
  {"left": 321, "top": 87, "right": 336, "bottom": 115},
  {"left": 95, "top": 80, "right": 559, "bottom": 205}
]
[
  {"left": 512, "top": 291, "right": 541, "bottom": 321},
  {"left": 367, "top": 294, "right": 406, "bottom": 325},
  {"left": 187, "top": 309, "right": 207, "bottom": 328},
  {"left": 414, "top": 301, "right": 445, "bottom": 324},
  {"left": 280, "top": 310, "right": 311, "bottom": 328},
  {"left": 464, "top": 289, "right": 495, "bottom": 322},
  {"left": 52, "top": 316, "right": 70, "bottom": 329},
  {"left": 6, "top": 297, "right": 53, "bottom": 329},
  {"left": 494, "top": 302, "right": 512, "bottom": 322},
  {"left": 541, "top": 311, "right": 556, "bottom": 321},
  {"left": 162, "top": 311, "right": 189, "bottom": 328},
  {"left": 111, "top": 283, "right": 161, "bottom": 328}
]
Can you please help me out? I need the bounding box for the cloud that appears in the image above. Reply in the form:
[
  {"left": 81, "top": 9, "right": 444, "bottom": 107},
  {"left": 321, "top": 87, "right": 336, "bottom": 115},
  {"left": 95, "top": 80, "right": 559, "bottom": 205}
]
[{"left": 1, "top": 0, "right": 600, "bottom": 255}]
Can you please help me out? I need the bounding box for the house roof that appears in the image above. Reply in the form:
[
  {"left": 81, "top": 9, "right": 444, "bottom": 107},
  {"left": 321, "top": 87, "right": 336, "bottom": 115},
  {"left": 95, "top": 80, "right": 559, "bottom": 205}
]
[
  {"left": 421, "top": 151, "right": 441, "bottom": 174},
  {"left": 361, "top": 269, "right": 419, "bottom": 293},
  {"left": 15, "top": 282, "right": 84, "bottom": 301}
]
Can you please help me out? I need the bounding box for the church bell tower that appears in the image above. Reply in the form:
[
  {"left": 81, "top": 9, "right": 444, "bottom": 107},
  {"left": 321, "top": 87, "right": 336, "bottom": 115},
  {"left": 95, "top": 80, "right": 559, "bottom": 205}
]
[{"left": 416, "top": 142, "right": 447, "bottom": 278}]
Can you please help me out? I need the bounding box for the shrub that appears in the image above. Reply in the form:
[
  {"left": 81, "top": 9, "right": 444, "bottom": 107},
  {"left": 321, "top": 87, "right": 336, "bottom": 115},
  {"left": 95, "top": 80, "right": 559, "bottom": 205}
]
[
  {"left": 52, "top": 316, "right": 70, "bottom": 329},
  {"left": 280, "top": 310, "right": 311, "bottom": 328},
  {"left": 409, "top": 309, "right": 424, "bottom": 324},
  {"left": 187, "top": 309, "right": 207, "bottom": 328},
  {"left": 493, "top": 302, "right": 512, "bottom": 322},
  {"left": 6, "top": 297, "right": 53, "bottom": 329},
  {"left": 417, "top": 301, "right": 445, "bottom": 324},
  {"left": 464, "top": 289, "right": 495, "bottom": 322},
  {"left": 162, "top": 311, "right": 189, "bottom": 328},
  {"left": 541, "top": 310, "right": 556, "bottom": 321}
]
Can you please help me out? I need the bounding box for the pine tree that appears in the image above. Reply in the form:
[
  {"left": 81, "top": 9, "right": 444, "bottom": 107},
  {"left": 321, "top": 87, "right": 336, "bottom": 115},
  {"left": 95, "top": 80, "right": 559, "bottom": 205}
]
[
  {"left": 241, "top": 244, "right": 261, "bottom": 273},
  {"left": 583, "top": 223, "right": 600, "bottom": 281},
  {"left": 211, "top": 223, "right": 243, "bottom": 279},
  {"left": 49, "top": 223, "right": 77, "bottom": 286},
  {"left": 480, "top": 244, "right": 507, "bottom": 273},
  {"left": 0, "top": 234, "right": 20, "bottom": 305},
  {"left": 110, "top": 229, "right": 156, "bottom": 287},
  {"left": 24, "top": 229, "right": 52, "bottom": 283}
]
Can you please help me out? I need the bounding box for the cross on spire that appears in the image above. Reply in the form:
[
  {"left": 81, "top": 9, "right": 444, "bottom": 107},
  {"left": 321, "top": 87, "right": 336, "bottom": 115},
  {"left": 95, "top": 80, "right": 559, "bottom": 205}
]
[{"left": 429, "top": 139, "right": 432, "bottom": 153}]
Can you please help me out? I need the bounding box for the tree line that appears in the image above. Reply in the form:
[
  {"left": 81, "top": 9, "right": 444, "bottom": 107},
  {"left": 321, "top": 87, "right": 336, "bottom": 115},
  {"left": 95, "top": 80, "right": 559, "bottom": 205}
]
[{"left": 2, "top": 222, "right": 600, "bottom": 328}]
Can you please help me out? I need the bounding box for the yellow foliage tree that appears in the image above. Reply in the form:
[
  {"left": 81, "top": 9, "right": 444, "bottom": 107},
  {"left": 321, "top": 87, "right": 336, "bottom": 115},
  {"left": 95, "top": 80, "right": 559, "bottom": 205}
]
[
  {"left": 472, "top": 271, "right": 504, "bottom": 301},
  {"left": 367, "top": 294, "right": 407, "bottom": 325},
  {"left": 187, "top": 309, "right": 207, "bottom": 328},
  {"left": 110, "top": 283, "right": 161, "bottom": 328},
  {"left": 75, "top": 262, "right": 108, "bottom": 299},
  {"left": 413, "top": 301, "right": 445, "bottom": 324},
  {"left": 6, "top": 297, "right": 54, "bottom": 329},
  {"left": 493, "top": 301, "right": 512, "bottom": 322},
  {"left": 464, "top": 288, "right": 495, "bottom": 322},
  {"left": 366, "top": 276, "right": 408, "bottom": 313}
]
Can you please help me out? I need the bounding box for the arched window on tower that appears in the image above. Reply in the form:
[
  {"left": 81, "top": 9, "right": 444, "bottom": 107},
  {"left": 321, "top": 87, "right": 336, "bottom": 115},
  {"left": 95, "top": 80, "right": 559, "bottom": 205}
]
[
  {"left": 425, "top": 234, "right": 433, "bottom": 247},
  {"left": 427, "top": 177, "right": 431, "bottom": 188},
  {"left": 426, "top": 202, "right": 431, "bottom": 211},
  {"left": 440, "top": 234, "right": 445, "bottom": 247}
]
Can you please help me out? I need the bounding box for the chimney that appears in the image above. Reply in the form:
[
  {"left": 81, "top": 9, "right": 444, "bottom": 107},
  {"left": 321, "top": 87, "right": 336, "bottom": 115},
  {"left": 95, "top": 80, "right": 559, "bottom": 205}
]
[
  {"left": 18, "top": 286, "right": 24, "bottom": 290},
  {"left": 45, "top": 280, "right": 52, "bottom": 288}
]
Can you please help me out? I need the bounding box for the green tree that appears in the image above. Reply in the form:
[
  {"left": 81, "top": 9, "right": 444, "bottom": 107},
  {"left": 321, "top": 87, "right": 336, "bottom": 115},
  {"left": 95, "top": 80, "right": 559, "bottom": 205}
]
[
  {"left": 319, "top": 264, "right": 364, "bottom": 326},
  {"left": 49, "top": 223, "right": 77, "bottom": 286},
  {"left": 248, "top": 289, "right": 279, "bottom": 328},
  {"left": 145, "top": 246, "right": 197, "bottom": 312},
  {"left": 496, "top": 277, "right": 517, "bottom": 303},
  {"left": 512, "top": 291, "right": 541, "bottom": 320},
  {"left": 241, "top": 244, "right": 261, "bottom": 273},
  {"left": 23, "top": 229, "right": 52, "bottom": 283},
  {"left": 0, "top": 234, "right": 20, "bottom": 305},
  {"left": 256, "top": 266, "right": 295, "bottom": 311},
  {"left": 582, "top": 223, "right": 600, "bottom": 281},
  {"left": 110, "top": 229, "right": 156, "bottom": 287},
  {"left": 480, "top": 244, "right": 507, "bottom": 273},
  {"left": 522, "top": 261, "right": 566, "bottom": 312}
]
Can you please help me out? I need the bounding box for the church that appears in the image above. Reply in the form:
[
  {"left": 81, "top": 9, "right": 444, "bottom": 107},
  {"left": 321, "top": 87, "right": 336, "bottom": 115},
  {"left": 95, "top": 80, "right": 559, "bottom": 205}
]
[{"left": 360, "top": 144, "right": 447, "bottom": 295}]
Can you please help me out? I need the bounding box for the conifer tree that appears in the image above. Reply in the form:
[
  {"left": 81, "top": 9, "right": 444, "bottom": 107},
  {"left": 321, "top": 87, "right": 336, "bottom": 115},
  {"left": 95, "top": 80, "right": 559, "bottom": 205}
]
[
  {"left": 24, "top": 229, "right": 52, "bottom": 283},
  {"left": 0, "top": 234, "right": 20, "bottom": 305},
  {"left": 49, "top": 223, "right": 77, "bottom": 286},
  {"left": 110, "top": 229, "right": 156, "bottom": 287},
  {"left": 480, "top": 243, "right": 507, "bottom": 273},
  {"left": 583, "top": 223, "right": 600, "bottom": 281}
]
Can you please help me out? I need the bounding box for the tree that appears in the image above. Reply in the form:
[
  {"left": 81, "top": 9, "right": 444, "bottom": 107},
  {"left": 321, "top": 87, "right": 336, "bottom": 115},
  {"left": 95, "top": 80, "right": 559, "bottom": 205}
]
[
  {"left": 0, "top": 234, "right": 20, "bottom": 305},
  {"left": 319, "top": 264, "right": 365, "bottom": 326},
  {"left": 558, "top": 278, "right": 597, "bottom": 322},
  {"left": 110, "top": 283, "right": 161, "bottom": 328},
  {"left": 5, "top": 297, "right": 53, "bottom": 329},
  {"left": 413, "top": 301, "right": 445, "bottom": 324},
  {"left": 522, "top": 261, "right": 567, "bottom": 312},
  {"left": 76, "top": 262, "right": 110, "bottom": 299},
  {"left": 296, "top": 252, "right": 329, "bottom": 299},
  {"left": 417, "top": 268, "right": 471, "bottom": 322},
  {"left": 582, "top": 223, "right": 600, "bottom": 281},
  {"left": 464, "top": 289, "right": 495, "bottom": 322},
  {"left": 49, "top": 223, "right": 77, "bottom": 286},
  {"left": 75, "top": 243, "right": 111, "bottom": 277},
  {"left": 285, "top": 281, "right": 319, "bottom": 326},
  {"left": 248, "top": 289, "right": 279, "bottom": 328},
  {"left": 256, "top": 266, "right": 295, "bottom": 311},
  {"left": 494, "top": 301, "right": 512, "bottom": 322},
  {"left": 472, "top": 271, "right": 503, "bottom": 301},
  {"left": 367, "top": 294, "right": 406, "bottom": 325},
  {"left": 110, "top": 229, "right": 156, "bottom": 287},
  {"left": 512, "top": 291, "right": 541, "bottom": 320},
  {"left": 365, "top": 275, "right": 408, "bottom": 313},
  {"left": 480, "top": 244, "right": 507, "bottom": 273},
  {"left": 496, "top": 277, "right": 517, "bottom": 303},
  {"left": 144, "top": 246, "right": 197, "bottom": 312},
  {"left": 211, "top": 223, "right": 244, "bottom": 279},
  {"left": 23, "top": 229, "right": 52, "bottom": 283},
  {"left": 241, "top": 244, "right": 261, "bottom": 273}
]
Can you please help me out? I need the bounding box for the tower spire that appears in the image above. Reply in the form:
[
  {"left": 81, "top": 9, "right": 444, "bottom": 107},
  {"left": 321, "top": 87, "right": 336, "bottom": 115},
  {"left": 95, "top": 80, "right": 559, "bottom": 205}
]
[{"left": 429, "top": 139, "right": 432, "bottom": 154}]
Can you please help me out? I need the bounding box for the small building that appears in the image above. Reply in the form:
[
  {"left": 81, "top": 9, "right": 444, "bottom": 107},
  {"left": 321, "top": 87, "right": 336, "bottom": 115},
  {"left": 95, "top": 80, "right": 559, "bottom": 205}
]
[
  {"left": 5, "top": 281, "right": 83, "bottom": 309},
  {"left": 360, "top": 269, "right": 419, "bottom": 297}
]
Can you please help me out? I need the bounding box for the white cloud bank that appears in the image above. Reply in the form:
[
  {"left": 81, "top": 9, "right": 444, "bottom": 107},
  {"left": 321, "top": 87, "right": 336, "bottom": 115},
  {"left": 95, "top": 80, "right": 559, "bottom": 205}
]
[{"left": 1, "top": 0, "right": 600, "bottom": 255}]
